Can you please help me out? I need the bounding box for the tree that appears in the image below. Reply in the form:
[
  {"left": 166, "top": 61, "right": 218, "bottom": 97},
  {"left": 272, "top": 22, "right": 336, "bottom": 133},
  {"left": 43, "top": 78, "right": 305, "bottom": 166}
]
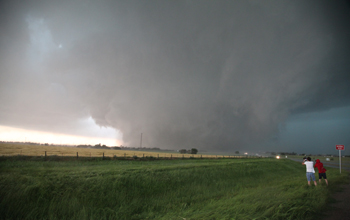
[
  {"left": 191, "top": 148, "right": 198, "bottom": 154},
  {"left": 179, "top": 149, "right": 187, "bottom": 154}
]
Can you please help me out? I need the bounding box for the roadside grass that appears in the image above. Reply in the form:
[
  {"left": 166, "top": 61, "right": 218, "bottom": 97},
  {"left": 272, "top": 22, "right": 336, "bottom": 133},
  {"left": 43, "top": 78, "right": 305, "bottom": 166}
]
[{"left": 0, "top": 158, "right": 348, "bottom": 220}]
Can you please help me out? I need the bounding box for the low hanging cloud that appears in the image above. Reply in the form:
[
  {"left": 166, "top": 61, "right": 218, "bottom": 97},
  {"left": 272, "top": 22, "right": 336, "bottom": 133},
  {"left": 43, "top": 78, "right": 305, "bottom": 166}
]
[{"left": 0, "top": 0, "right": 349, "bottom": 151}]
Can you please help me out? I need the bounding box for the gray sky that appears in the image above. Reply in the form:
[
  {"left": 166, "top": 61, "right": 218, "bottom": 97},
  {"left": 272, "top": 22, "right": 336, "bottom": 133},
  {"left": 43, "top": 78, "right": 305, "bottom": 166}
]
[{"left": 0, "top": 0, "right": 349, "bottom": 154}]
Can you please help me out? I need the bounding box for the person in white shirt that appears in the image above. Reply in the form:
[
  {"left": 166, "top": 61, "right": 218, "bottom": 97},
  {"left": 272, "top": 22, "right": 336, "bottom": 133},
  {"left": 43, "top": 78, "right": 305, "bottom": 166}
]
[{"left": 302, "top": 157, "right": 317, "bottom": 186}]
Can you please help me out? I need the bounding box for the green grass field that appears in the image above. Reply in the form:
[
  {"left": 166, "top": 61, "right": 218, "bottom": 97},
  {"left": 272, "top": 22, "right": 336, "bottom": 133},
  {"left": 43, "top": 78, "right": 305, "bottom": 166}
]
[{"left": 0, "top": 157, "right": 348, "bottom": 220}]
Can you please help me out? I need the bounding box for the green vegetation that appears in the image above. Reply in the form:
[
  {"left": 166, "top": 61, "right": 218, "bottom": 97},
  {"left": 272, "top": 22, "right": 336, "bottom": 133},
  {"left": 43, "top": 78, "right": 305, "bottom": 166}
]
[{"left": 0, "top": 157, "right": 348, "bottom": 220}]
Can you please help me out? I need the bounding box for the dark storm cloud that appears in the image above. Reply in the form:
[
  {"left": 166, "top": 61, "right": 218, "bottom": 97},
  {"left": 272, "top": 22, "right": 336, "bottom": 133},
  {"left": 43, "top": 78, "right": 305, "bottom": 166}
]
[{"left": 1, "top": 0, "right": 349, "bottom": 151}]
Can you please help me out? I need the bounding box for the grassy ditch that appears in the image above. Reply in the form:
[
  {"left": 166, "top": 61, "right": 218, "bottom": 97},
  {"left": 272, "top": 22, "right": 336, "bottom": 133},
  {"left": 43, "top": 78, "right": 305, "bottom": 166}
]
[{"left": 0, "top": 158, "right": 348, "bottom": 220}]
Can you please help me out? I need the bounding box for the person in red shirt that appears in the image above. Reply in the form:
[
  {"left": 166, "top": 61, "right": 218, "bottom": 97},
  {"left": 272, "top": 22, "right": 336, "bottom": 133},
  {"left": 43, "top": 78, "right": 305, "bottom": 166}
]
[{"left": 314, "top": 159, "right": 328, "bottom": 186}]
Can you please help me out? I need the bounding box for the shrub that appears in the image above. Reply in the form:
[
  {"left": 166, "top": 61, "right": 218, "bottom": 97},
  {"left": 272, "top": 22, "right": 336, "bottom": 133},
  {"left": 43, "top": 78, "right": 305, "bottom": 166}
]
[{"left": 191, "top": 148, "right": 198, "bottom": 154}]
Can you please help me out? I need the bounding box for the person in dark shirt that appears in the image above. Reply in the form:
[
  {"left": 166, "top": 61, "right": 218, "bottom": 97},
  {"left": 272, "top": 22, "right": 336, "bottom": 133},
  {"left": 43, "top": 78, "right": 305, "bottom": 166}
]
[{"left": 314, "top": 159, "right": 328, "bottom": 186}]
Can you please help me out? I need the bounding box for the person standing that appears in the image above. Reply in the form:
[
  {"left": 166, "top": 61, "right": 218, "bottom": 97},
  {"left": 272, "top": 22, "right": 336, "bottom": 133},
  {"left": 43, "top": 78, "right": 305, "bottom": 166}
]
[
  {"left": 302, "top": 157, "right": 317, "bottom": 186},
  {"left": 314, "top": 159, "right": 328, "bottom": 186}
]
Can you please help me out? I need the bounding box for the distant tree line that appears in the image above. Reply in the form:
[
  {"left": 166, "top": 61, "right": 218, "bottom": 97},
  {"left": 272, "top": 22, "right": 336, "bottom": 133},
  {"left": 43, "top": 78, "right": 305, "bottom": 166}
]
[
  {"left": 179, "top": 148, "right": 198, "bottom": 154},
  {"left": 76, "top": 144, "right": 174, "bottom": 152},
  {"left": 269, "top": 152, "right": 297, "bottom": 156},
  {"left": 77, "top": 144, "right": 110, "bottom": 150}
]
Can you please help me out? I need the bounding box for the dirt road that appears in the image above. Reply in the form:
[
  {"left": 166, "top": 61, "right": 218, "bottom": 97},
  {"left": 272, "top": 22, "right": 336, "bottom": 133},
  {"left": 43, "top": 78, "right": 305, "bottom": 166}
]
[{"left": 321, "top": 174, "right": 350, "bottom": 220}]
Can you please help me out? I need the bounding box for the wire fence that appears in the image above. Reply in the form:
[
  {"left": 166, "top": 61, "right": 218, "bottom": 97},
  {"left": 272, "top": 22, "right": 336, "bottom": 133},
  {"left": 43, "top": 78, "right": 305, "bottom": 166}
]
[
  {"left": 1, "top": 151, "right": 261, "bottom": 160},
  {"left": 0, "top": 143, "right": 264, "bottom": 160}
]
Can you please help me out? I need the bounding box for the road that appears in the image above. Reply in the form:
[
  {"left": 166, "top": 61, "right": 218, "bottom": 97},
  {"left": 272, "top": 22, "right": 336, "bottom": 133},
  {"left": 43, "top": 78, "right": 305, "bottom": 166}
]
[{"left": 287, "top": 158, "right": 350, "bottom": 171}]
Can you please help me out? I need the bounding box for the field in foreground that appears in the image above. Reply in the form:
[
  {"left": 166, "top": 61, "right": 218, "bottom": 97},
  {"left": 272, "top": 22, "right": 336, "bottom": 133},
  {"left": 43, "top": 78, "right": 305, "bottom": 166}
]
[{"left": 0, "top": 157, "right": 348, "bottom": 220}]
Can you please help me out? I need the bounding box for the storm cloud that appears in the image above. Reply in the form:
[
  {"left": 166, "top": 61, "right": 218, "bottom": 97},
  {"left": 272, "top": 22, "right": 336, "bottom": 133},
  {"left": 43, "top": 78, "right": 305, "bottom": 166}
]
[{"left": 1, "top": 0, "right": 349, "bottom": 152}]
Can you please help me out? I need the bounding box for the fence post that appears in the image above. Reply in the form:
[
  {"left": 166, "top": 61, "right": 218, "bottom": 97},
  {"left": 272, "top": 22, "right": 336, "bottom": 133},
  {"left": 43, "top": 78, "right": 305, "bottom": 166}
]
[
  {"left": 143, "top": 154, "right": 144, "bottom": 158},
  {"left": 124, "top": 153, "right": 126, "bottom": 158},
  {"left": 171, "top": 154, "right": 172, "bottom": 159},
  {"left": 45, "top": 151, "right": 47, "bottom": 158},
  {"left": 158, "top": 154, "right": 159, "bottom": 159},
  {"left": 183, "top": 154, "right": 184, "bottom": 159},
  {"left": 77, "top": 152, "right": 78, "bottom": 159},
  {"left": 103, "top": 152, "right": 104, "bottom": 159}
]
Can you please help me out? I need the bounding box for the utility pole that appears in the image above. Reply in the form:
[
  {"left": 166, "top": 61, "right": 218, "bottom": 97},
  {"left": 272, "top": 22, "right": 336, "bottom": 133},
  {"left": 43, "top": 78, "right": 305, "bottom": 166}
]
[{"left": 140, "top": 133, "right": 143, "bottom": 148}]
